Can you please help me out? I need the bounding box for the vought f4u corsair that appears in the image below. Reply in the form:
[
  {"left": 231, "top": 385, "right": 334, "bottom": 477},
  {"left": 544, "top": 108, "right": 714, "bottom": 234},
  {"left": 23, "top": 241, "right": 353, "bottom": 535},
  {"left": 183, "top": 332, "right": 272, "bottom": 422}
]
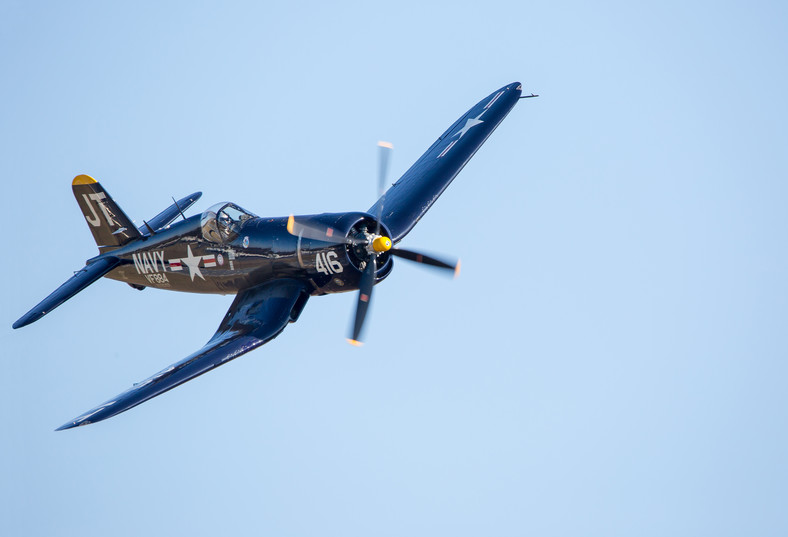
[{"left": 14, "top": 82, "right": 534, "bottom": 429}]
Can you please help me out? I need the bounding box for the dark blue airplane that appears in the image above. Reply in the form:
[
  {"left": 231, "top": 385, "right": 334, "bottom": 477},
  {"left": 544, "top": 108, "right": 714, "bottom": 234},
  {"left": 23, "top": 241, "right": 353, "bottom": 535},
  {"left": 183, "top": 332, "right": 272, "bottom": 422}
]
[{"left": 14, "top": 82, "right": 534, "bottom": 429}]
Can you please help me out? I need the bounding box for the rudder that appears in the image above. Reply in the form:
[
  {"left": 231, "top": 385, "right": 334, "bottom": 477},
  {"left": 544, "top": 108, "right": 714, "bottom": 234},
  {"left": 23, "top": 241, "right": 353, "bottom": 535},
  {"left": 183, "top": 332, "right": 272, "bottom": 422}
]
[{"left": 72, "top": 174, "right": 141, "bottom": 252}]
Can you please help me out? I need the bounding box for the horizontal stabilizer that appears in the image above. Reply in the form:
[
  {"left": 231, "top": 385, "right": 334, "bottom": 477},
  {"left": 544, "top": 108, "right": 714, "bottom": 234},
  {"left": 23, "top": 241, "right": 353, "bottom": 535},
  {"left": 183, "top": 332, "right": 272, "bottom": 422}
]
[
  {"left": 140, "top": 192, "right": 202, "bottom": 235},
  {"left": 13, "top": 257, "right": 120, "bottom": 329}
]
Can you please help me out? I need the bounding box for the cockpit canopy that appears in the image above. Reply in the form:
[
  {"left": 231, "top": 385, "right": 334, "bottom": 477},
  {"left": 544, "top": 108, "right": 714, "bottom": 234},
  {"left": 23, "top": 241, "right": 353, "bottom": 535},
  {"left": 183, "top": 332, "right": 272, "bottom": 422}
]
[{"left": 201, "top": 202, "right": 257, "bottom": 243}]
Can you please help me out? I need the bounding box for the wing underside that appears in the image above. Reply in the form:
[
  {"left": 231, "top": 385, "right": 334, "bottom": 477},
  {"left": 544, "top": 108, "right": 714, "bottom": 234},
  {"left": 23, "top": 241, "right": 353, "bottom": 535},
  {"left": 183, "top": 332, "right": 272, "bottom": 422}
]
[{"left": 57, "top": 279, "right": 309, "bottom": 430}]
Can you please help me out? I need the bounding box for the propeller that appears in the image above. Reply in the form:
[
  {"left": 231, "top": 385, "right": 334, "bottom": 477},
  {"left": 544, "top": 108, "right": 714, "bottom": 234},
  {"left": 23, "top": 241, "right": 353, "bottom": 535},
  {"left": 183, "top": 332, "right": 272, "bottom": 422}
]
[
  {"left": 286, "top": 216, "right": 351, "bottom": 245},
  {"left": 348, "top": 254, "right": 376, "bottom": 346},
  {"left": 287, "top": 141, "right": 460, "bottom": 345},
  {"left": 375, "top": 141, "right": 392, "bottom": 237}
]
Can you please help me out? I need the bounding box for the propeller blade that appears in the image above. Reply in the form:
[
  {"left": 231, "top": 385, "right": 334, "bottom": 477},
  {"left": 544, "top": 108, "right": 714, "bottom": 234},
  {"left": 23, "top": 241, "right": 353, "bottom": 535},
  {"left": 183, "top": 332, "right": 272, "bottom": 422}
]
[
  {"left": 375, "top": 141, "right": 393, "bottom": 236},
  {"left": 377, "top": 141, "right": 393, "bottom": 198},
  {"left": 348, "top": 256, "right": 377, "bottom": 346},
  {"left": 287, "top": 215, "right": 351, "bottom": 245},
  {"left": 391, "top": 248, "right": 460, "bottom": 277}
]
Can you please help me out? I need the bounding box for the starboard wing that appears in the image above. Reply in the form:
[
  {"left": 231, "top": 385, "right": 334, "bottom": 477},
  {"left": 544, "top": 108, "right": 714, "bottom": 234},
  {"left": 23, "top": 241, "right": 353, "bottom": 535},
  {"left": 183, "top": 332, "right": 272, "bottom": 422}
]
[
  {"left": 368, "top": 82, "right": 522, "bottom": 243},
  {"left": 56, "top": 279, "right": 310, "bottom": 430}
]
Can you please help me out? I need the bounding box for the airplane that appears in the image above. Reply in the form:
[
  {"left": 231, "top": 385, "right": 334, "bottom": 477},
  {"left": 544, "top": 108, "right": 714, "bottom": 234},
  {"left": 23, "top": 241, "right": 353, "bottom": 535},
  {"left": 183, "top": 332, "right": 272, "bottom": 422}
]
[{"left": 13, "top": 81, "right": 533, "bottom": 430}]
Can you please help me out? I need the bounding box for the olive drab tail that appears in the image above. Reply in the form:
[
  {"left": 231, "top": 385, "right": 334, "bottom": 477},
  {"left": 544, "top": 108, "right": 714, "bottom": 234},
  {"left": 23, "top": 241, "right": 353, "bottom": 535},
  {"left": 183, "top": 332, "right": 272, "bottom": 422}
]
[{"left": 72, "top": 175, "right": 142, "bottom": 253}]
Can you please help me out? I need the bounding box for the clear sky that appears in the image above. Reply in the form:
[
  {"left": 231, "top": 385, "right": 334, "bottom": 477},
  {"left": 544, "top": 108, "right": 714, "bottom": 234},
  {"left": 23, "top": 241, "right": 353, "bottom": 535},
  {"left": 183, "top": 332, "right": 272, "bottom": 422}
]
[{"left": 3, "top": 1, "right": 788, "bottom": 535}]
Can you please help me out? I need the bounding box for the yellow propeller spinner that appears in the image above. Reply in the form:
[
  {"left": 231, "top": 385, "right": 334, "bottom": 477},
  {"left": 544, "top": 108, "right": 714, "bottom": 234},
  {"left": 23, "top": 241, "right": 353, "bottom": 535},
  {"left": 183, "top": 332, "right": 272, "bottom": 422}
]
[{"left": 371, "top": 236, "right": 392, "bottom": 253}]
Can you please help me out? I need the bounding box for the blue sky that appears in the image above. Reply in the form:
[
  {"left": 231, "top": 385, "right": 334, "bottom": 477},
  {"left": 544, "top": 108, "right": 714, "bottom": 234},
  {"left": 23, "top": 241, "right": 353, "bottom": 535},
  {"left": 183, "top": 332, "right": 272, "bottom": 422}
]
[{"left": 3, "top": 1, "right": 788, "bottom": 535}]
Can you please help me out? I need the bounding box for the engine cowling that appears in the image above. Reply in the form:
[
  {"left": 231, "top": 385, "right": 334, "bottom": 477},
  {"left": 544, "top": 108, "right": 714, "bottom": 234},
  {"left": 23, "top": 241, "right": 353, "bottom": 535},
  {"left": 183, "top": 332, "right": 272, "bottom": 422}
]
[{"left": 293, "top": 212, "right": 393, "bottom": 295}]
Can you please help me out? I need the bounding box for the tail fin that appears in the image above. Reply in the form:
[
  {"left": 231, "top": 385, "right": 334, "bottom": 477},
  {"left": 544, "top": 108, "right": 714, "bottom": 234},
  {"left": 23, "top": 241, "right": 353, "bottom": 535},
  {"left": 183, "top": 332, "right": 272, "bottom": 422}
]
[{"left": 72, "top": 175, "right": 142, "bottom": 252}]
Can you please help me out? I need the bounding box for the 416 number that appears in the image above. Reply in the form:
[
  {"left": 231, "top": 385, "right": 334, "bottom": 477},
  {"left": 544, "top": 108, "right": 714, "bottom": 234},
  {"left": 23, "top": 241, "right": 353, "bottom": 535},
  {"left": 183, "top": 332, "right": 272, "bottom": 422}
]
[{"left": 315, "top": 251, "right": 343, "bottom": 275}]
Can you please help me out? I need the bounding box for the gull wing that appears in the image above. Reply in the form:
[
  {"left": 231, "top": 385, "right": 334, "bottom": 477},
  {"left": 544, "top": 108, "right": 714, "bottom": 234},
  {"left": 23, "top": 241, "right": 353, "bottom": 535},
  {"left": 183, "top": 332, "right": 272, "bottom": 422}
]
[
  {"left": 57, "top": 279, "right": 310, "bottom": 430},
  {"left": 368, "top": 82, "right": 522, "bottom": 243}
]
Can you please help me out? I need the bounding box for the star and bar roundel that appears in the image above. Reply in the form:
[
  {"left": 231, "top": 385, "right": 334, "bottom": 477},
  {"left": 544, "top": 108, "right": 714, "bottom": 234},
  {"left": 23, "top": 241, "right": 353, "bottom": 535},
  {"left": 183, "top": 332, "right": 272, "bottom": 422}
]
[{"left": 133, "top": 245, "right": 232, "bottom": 281}]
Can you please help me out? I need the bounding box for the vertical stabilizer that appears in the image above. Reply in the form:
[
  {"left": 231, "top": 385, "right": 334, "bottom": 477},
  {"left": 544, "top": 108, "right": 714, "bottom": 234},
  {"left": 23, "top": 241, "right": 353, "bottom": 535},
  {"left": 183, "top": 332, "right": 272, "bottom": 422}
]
[{"left": 72, "top": 175, "right": 142, "bottom": 252}]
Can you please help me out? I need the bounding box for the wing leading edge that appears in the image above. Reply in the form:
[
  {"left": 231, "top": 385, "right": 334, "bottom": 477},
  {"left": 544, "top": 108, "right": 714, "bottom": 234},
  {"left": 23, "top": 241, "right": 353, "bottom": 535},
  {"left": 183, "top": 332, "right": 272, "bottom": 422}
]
[
  {"left": 56, "top": 279, "right": 310, "bottom": 430},
  {"left": 369, "top": 82, "right": 523, "bottom": 243}
]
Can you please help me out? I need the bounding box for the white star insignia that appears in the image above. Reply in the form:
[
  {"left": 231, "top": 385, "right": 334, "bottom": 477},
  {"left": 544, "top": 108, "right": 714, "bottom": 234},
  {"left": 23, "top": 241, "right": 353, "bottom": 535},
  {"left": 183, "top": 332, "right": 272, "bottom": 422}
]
[
  {"left": 181, "top": 245, "right": 205, "bottom": 281},
  {"left": 454, "top": 111, "right": 485, "bottom": 138}
]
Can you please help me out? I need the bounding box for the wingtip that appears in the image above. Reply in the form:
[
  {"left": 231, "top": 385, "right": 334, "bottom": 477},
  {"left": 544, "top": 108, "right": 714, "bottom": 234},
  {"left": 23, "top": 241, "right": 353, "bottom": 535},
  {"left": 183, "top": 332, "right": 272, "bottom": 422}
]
[
  {"left": 55, "top": 422, "right": 77, "bottom": 431},
  {"left": 56, "top": 417, "right": 93, "bottom": 431},
  {"left": 346, "top": 338, "right": 363, "bottom": 347},
  {"left": 12, "top": 312, "right": 37, "bottom": 329},
  {"left": 286, "top": 214, "right": 295, "bottom": 234},
  {"left": 454, "top": 260, "right": 461, "bottom": 279}
]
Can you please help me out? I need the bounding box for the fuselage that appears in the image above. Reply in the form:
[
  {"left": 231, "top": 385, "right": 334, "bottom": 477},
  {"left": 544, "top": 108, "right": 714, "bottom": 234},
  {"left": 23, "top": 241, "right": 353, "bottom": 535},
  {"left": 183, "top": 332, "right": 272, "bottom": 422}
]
[{"left": 100, "top": 208, "right": 393, "bottom": 297}]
